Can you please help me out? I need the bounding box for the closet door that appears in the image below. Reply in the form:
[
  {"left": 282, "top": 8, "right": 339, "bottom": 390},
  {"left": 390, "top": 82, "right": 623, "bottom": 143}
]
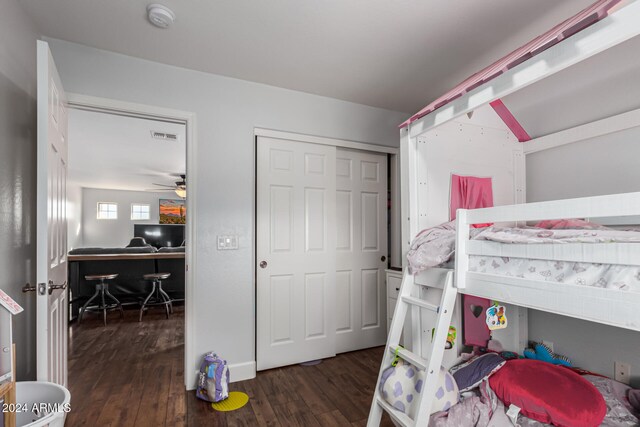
[
  {"left": 256, "top": 137, "right": 336, "bottom": 370},
  {"left": 335, "top": 149, "right": 388, "bottom": 353}
]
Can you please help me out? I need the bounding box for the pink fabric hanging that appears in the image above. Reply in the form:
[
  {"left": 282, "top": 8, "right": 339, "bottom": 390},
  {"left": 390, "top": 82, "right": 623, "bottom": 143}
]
[
  {"left": 450, "top": 174, "right": 494, "bottom": 223},
  {"left": 450, "top": 174, "right": 494, "bottom": 347}
]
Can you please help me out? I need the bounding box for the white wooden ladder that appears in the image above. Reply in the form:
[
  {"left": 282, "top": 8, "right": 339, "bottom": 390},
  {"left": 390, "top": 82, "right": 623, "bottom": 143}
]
[{"left": 367, "top": 270, "right": 457, "bottom": 427}]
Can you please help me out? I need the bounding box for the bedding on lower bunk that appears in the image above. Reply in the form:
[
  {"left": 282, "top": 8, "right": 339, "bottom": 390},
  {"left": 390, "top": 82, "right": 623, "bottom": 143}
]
[
  {"left": 382, "top": 352, "right": 640, "bottom": 427},
  {"left": 407, "top": 220, "right": 640, "bottom": 293}
]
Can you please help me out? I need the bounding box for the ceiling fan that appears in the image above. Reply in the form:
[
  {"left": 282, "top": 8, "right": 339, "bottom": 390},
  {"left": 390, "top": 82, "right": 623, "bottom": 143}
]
[{"left": 150, "top": 174, "right": 186, "bottom": 198}]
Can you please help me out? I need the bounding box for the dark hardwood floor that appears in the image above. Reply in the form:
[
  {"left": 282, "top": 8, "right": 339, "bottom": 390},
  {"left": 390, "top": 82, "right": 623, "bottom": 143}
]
[{"left": 68, "top": 306, "right": 394, "bottom": 426}]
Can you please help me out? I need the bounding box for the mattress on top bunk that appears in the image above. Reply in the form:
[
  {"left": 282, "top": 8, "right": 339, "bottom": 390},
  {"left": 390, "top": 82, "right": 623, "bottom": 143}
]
[
  {"left": 468, "top": 255, "right": 640, "bottom": 293},
  {"left": 408, "top": 220, "right": 640, "bottom": 293}
]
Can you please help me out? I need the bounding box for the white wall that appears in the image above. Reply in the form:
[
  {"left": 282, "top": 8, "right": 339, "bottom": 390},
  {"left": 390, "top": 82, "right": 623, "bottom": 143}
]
[
  {"left": 45, "top": 38, "right": 407, "bottom": 386},
  {"left": 527, "top": 127, "right": 640, "bottom": 387},
  {"left": 0, "top": 0, "right": 40, "bottom": 380},
  {"left": 81, "top": 188, "right": 174, "bottom": 248},
  {"left": 67, "top": 183, "right": 83, "bottom": 249}
]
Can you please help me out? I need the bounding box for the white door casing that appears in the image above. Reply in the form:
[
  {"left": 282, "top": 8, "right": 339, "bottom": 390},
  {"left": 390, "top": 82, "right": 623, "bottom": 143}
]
[
  {"left": 335, "top": 149, "right": 388, "bottom": 353},
  {"left": 256, "top": 137, "right": 337, "bottom": 370},
  {"left": 36, "top": 41, "right": 68, "bottom": 385}
]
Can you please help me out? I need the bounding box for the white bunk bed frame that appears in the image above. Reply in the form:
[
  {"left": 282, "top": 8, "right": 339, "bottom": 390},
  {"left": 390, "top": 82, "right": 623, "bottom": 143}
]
[
  {"left": 370, "top": 1, "right": 640, "bottom": 425},
  {"left": 402, "top": 0, "right": 640, "bottom": 336}
]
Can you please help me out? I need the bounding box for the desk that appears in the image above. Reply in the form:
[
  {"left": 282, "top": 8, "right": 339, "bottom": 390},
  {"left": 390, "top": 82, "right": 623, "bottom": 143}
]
[
  {"left": 68, "top": 253, "right": 185, "bottom": 320},
  {"left": 68, "top": 252, "right": 185, "bottom": 261}
]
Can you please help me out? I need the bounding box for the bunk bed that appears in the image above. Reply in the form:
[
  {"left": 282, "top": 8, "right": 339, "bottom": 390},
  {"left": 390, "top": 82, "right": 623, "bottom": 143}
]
[{"left": 369, "top": 0, "right": 640, "bottom": 425}]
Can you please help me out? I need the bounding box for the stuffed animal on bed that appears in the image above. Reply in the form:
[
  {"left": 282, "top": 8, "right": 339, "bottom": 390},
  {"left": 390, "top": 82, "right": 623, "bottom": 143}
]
[{"left": 379, "top": 359, "right": 459, "bottom": 417}]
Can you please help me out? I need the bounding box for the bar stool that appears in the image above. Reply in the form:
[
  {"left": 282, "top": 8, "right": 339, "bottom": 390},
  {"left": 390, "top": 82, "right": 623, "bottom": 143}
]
[
  {"left": 139, "top": 273, "right": 173, "bottom": 322},
  {"left": 79, "top": 274, "right": 124, "bottom": 326}
]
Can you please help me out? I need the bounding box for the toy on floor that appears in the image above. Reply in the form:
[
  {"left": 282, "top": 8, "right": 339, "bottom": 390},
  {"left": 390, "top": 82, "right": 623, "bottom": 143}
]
[
  {"left": 379, "top": 358, "right": 459, "bottom": 417},
  {"left": 523, "top": 342, "right": 572, "bottom": 367}
]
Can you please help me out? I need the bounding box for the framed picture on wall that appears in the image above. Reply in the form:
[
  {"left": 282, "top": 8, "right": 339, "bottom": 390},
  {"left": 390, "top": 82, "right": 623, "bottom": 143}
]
[{"left": 159, "top": 199, "right": 186, "bottom": 224}]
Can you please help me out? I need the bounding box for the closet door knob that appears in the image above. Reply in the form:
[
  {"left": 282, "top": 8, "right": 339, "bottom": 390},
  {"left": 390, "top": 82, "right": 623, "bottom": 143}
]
[
  {"left": 381, "top": 256, "right": 386, "bottom": 262},
  {"left": 260, "top": 261, "right": 268, "bottom": 269}
]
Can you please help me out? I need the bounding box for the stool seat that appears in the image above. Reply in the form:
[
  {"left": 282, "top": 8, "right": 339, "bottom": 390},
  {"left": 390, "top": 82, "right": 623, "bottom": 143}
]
[
  {"left": 79, "top": 273, "right": 123, "bottom": 326},
  {"left": 85, "top": 273, "right": 118, "bottom": 281},
  {"left": 142, "top": 273, "right": 171, "bottom": 280},
  {"left": 139, "top": 273, "right": 173, "bottom": 321}
]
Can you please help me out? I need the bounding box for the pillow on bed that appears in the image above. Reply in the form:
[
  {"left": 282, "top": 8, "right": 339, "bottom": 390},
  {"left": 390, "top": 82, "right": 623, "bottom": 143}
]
[
  {"left": 489, "top": 359, "right": 606, "bottom": 427},
  {"left": 450, "top": 353, "right": 505, "bottom": 392},
  {"left": 535, "top": 218, "right": 607, "bottom": 230}
]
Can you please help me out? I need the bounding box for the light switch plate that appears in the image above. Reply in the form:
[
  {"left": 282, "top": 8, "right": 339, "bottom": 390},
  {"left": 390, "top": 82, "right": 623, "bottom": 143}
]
[{"left": 217, "top": 235, "right": 238, "bottom": 250}]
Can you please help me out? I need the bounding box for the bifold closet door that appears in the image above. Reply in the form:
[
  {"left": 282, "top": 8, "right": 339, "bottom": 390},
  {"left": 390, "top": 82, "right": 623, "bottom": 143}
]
[
  {"left": 256, "top": 137, "right": 337, "bottom": 370},
  {"left": 335, "top": 148, "right": 388, "bottom": 353}
]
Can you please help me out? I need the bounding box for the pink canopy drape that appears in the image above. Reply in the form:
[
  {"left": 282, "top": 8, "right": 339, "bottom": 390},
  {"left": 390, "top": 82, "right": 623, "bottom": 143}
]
[{"left": 450, "top": 174, "right": 494, "bottom": 221}]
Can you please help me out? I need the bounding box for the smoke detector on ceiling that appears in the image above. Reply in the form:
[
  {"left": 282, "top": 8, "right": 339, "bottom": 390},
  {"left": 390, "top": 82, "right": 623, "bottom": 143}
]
[{"left": 147, "top": 4, "right": 175, "bottom": 29}]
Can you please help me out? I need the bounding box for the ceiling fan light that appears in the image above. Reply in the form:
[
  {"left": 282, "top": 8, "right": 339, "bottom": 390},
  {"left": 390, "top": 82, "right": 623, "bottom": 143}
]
[{"left": 175, "top": 188, "right": 186, "bottom": 198}]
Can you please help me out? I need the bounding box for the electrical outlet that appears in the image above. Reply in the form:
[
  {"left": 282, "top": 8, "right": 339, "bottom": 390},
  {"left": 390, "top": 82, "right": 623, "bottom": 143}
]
[
  {"left": 615, "top": 361, "right": 631, "bottom": 385},
  {"left": 542, "top": 340, "right": 554, "bottom": 353}
]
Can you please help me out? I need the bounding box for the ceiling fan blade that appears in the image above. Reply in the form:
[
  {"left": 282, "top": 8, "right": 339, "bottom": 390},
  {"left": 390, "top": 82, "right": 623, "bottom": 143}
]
[
  {"left": 152, "top": 183, "right": 176, "bottom": 188},
  {"left": 146, "top": 188, "right": 177, "bottom": 191}
]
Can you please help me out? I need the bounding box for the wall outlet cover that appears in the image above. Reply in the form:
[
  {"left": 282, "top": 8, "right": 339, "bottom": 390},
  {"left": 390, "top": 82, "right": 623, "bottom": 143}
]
[{"left": 615, "top": 361, "right": 631, "bottom": 385}]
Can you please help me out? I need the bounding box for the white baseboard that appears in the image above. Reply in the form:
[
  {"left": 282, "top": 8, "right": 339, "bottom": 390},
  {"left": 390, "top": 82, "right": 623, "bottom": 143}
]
[
  {"left": 190, "top": 361, "right": 256, "bottom": 390},
  {"left": 228, "top": 361, "right": 257, "bottom": 383}
]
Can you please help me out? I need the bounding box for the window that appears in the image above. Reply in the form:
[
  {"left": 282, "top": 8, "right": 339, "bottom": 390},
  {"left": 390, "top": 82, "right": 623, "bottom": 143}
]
[
  {"left": 131, "top": 203, "right": 151, "bottom": 220},
  {"left": 97, "top": 202, "right": 118, "bottom": 220}
]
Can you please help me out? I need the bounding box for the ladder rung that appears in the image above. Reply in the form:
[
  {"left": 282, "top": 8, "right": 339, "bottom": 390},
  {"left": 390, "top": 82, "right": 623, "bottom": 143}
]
[
  {"left": 388, "top": 346, "right": 428, "bottom": 371},
  {"left": 401, "top": 296, "right": 438, "bottom": 312},
  {"left": 375, "top": 395, "right": 413, "bottom": 427}
]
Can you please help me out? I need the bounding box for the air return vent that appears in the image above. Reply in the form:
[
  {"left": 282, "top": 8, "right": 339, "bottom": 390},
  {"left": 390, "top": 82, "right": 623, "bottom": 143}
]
[{"left": 150, "top": 131, "right": 178, "bottom": 141}]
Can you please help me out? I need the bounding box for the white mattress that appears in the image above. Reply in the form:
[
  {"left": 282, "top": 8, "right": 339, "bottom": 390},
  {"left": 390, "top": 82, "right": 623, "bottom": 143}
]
[{"left": 469, "top": 255, "right": 640, "bottom": 293}]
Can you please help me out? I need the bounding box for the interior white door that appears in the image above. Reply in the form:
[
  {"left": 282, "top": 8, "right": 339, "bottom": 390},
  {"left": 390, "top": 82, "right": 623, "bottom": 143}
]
[
  {"left": 36, "top": 41, "right": 68, "bottom": 385},
  {"left": 257, "top": 136, "right": 336, "bottom": 370},
  {"left": 335, "top": 149, "right": 388, "bottom": 353}
]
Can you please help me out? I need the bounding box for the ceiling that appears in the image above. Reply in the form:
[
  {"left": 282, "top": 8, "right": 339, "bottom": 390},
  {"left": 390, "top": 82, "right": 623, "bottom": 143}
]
[
  {"left": 68, "top": 108, "right": 186, "bottom": 192},
  {"left": 20, "top": 0, "right": 595, "bottom": 114}
]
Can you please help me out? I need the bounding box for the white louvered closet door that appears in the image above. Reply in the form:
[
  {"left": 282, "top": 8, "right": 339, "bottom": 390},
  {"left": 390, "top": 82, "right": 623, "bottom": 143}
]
[
  {"left": 335, "top": 149, "right": 388, "bottom": 353},
  {"left": 256, "top": 137, "right": 337, "bottom": 370}
]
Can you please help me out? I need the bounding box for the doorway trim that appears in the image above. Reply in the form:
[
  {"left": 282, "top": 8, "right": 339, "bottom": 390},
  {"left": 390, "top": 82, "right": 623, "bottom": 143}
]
[{"left": 67, "top": 93, "right": 197, "bottom": 389}]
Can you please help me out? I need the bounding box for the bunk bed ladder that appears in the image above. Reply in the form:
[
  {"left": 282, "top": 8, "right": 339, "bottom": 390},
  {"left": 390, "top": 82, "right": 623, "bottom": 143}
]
[{"left": 367, "top": 270, "right": 457, "bottom": 427}]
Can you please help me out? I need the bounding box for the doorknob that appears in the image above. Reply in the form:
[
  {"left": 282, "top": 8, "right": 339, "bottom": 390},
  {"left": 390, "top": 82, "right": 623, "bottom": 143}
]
[
  {"left": 259, "top": 261, "right": 268, "bottom": 269},
  {"left": 381, "top": 256, "right": 386, "bottom": 262},
  {"left": 48, "top": 280, "right": 67, "bottom": 295},
  {"left": 22, "top": 283, "right": 36, "bottom": 293}
]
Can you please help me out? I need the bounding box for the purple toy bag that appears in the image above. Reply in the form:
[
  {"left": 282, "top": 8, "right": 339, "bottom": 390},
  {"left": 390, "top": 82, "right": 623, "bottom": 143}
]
[{"left": 196, "top": 352, "right": 229, "bottom": 402}]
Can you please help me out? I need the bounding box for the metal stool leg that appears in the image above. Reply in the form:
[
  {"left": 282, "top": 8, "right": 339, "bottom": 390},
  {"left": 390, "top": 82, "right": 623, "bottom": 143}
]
[
  {"left": 158, "top": 283, "right": 173, "bottom": 315},
  {"left": 104, "top": 285, "right": 124, "bottom": 319},
  {"left": 139, "top": 281, "right": 157, "bottom": 322},
  {"left": 79, "top": 285, "right": 101, "bottom": 324},
  {"left": 100, "top": 281, "right": 107, "bottom": 326}
]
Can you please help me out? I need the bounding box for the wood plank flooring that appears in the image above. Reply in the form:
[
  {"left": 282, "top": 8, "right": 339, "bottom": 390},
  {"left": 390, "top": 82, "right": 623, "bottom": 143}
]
[{"left": 68, "top": 306, "right": 394, "bottom": 426}]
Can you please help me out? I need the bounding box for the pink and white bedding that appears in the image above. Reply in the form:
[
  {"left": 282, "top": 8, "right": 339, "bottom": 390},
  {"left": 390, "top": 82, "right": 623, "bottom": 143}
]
[
  {"left": 430, "top": 375, "right": 639, "bottom": 427},
  {"left": 469, "top": 256, "right": 640, "bottom": 293},
  {"left": 407, "top": 221, "right": 640, "bottom": 292}
]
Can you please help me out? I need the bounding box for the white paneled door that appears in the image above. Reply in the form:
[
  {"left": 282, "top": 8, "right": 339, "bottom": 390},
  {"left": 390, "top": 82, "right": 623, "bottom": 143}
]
[
  {"left": 335, "top": 149, "right": 388, "bottom": 353},
  {"left": 36, "top": 41, "right": 69, "bottom": 385},
  {"left": 256, "top": 137, "right": 337, "bottom": 370}
]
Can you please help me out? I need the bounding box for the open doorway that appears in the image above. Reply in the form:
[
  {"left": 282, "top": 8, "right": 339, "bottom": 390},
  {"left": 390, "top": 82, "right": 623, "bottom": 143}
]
[{"left": 63, "top": 96, "right": 195, "bottom": 424}]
